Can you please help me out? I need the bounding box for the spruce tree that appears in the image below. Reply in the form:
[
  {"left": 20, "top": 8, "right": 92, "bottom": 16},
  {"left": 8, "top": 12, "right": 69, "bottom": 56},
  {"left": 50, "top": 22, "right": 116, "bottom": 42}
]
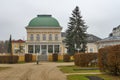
[
  {"left": 8, "top": 35, "right": 12, "bottom": 55},
  {"left": 65, "top": 6, "right": 87, "bottom": 55}
]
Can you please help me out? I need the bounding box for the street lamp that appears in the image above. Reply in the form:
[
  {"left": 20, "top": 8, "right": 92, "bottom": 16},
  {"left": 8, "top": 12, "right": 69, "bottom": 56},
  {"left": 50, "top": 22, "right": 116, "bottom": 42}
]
[{"left": 36, "top": 50, "right": 39, "bottom": 64}]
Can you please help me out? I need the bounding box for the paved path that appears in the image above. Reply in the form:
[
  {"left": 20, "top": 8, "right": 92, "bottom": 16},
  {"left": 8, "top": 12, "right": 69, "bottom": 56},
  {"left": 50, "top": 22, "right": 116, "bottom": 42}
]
[{"left": 0, "top": 62, "right": 74, "bottom": 80}]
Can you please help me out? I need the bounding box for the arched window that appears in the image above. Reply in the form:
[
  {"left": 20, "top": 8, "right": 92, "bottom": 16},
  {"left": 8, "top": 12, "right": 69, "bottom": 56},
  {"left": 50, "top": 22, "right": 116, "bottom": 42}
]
[
  {"left": 49, "top": 34, "right": 52, "bottom": 41},
  {"left": 55, "top": 34, "right": 58, "bottom": 41},
  {"left": 30, "top": 34, "right": 34, "bottom": 41},
  {"left": 43, "top": 34, "right": 46, "bottom": 40},
  {"left": 36, "top": 34, "right": 40, "bottom": 41}
]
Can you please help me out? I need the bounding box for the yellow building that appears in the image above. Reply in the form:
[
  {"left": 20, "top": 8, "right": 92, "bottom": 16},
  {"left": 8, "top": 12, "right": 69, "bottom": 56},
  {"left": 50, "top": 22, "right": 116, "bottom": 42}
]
[{"left": 12, "top": 39, "right": 25, "bottom": 54}]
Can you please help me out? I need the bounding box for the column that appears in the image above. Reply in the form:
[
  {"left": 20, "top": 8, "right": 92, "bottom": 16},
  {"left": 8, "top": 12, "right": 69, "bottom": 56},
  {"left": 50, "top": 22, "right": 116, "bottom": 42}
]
[
  {"left": 47, "top": 45, "right": 48, "bottom": 55},
  {"left": 53, "top": 44, "right": 55, "bottom": 53},
  {"left": 25, "top": 44, "right": 28, "bottom": 53},
  {"left": 33, "top": 44, "right": 35, "bottom": 54},
  {"left": 39, "top": 45, "right": 41, "bottom": 54},
  {"left": 59, "top": 44, "right": 60, "bottom": 54},
  {"left": 40, "top": 45, "right": 41, "bottom": 55}
]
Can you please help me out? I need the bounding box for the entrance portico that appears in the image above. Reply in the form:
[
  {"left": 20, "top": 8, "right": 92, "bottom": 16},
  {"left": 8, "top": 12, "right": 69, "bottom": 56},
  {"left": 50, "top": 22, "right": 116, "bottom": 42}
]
[{"left": 28, "top": 44, "right": 60, "bottom": 55}]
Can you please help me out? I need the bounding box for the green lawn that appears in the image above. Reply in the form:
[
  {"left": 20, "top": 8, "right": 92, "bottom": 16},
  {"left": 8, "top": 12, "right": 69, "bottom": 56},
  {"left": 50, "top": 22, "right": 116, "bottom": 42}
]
[
  {"left": 0, "top": 67, "right": 10, "bottom": 71},
  {"left": 58, "top": 65, "right": 120, "bottom": 80},
  {"left": 67, "top": 75, "right": 89, "bottom": 80},
  {"left": 58, "top": 65, "right": 100, "bottom": 73},
  {"left": 67, "top": 74, "right": 120, "bottom": 80}
]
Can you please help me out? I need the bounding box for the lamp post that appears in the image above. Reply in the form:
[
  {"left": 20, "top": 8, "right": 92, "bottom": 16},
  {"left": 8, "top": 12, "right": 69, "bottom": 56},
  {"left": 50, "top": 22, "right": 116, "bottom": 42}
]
[
  {"left": 36, "top": 50, "right": 39, "bottom": 64},
  {"left": 74, "top": 44, "right": 82, "bottom": 54}
]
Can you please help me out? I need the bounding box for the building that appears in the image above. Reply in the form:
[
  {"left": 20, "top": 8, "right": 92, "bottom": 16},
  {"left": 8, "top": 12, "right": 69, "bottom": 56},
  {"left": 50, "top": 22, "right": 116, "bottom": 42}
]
[
  {"left": 86, "top": 34, "right": 101, "bottom": 53},
  {"left": 97, "top": 25, "right": 120, "bottom": 49},
  {"left": 12, "top": 39, "right": 25, "bottom": 54},
  {"left": 25, "top": 14, "right": 101, "bottom": 57},
  {"left": 109, "top": 25, "right": 120, "bottom": 37},
  {"left": 25, "top": 15, "right": 62, "bottom": 55}
]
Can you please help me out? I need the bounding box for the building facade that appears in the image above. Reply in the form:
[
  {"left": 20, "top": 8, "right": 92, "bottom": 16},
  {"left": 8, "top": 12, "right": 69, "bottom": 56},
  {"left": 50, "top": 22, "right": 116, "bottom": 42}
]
[
  {"left": 12, "top": 39, "right": 25, "bottom": 54},
  {"left": 25, "top": 15, "right": 62, "bottom": 55}
]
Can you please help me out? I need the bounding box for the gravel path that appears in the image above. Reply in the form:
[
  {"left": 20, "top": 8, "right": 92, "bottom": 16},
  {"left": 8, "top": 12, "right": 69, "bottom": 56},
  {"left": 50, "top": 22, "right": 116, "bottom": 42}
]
[{"left": 0, "top": 62, "right": 74, "bottom": 80}]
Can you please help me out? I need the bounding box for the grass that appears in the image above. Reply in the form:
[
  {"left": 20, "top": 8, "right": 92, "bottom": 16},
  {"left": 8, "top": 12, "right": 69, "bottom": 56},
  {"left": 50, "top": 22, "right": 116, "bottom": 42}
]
[
  {"left": 67, "top": 75, "right": 89, "bottom": 80},
  {"left": 67, "top": 74, "right": 120, "bottom": 80},
  {"left": 58, "top": 65, "right": 120, "bottom": 80},
  {"left": 0, "top": 67, "right": 10, "bottom": 71},
  {"left": 58, "top": 65, "right": 100, "bottom": 73}
]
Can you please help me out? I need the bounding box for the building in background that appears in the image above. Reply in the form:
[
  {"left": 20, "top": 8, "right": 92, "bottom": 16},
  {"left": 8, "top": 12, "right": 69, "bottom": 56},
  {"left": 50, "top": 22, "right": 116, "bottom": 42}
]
[
  {"left": 12, "top": 39, "right": 25, "bottom": 54},
  {"left": 86, "top": 34, "right": 101, "bottom": 53},
  {"left": 61, "top": 33, "right": 101, "bottom": 53},
  {"left": 97, "top": 25, "right": 120, "bottom": 49},
  {"left": 109, "top": 25, "right": 120, "bottom": 37}
]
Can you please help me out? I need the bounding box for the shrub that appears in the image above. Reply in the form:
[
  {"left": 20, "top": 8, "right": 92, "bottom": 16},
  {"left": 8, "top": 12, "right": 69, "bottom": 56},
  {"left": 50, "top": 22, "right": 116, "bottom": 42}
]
[
  {"left": 98, "top": 45, "right": 120, "bottom": 75},
  {"left": 25, "top": 54, "right": 32, "bottom": 62},
  {"left": 74, "top": 53, "right": 98, "bottom": 67},
  {"left": 52, "top": 53, "right": 58, "bottom": 61},
  {"left": 63, "top": 54, "right": 70, "bottom": 62},
  {"left": 0, "top": 55, "right": 18, "bottom": 64}
]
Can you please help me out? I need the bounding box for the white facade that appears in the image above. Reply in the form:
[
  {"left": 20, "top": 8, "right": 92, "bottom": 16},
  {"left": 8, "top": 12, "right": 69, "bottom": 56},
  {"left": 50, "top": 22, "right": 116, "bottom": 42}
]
[
  {"left": 86, "top": 43, "right": 98, "bottom": 53},
  {"left": 25, "top": 27, "right": 62, "bottom": 55},
  {"left": 110, "top": 25, "right": 120, "bottom": 37}
]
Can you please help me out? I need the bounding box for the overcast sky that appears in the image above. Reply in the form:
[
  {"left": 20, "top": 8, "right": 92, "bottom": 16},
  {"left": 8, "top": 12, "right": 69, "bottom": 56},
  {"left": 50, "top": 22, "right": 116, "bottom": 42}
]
[{"left": 0, "top": 0, "right": 120, "bottom": 40}]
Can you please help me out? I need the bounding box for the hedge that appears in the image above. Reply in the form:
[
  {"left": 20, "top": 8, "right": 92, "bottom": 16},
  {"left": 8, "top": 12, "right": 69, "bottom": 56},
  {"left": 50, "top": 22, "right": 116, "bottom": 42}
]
[
  {"left": 25, "top": 54, "right": 32, "bottom": 62},
  {"left": 52, "top": 53, "right": 58, "bottom": 61},
  {"left": 63, "top": 54, "right": 70, "bottom": 62},
  {"left": 0, "top": 55, "right": 18, "bottom": 64},
  {"left": 74, "top": 53, "right": 98, "bottom": 67},
  {"left": 98, "top": 45, "right": 120, "bottom": 75}
]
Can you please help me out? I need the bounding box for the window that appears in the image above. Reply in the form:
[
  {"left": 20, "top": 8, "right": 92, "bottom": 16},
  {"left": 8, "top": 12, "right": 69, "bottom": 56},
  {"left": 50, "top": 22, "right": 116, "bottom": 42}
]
[
  {"left": 43, "top": 34, "right": 46, "bottom": 40},
  {"left": 55, "top": 34, "right": 58, "bottom": 41},
  {"left": 30, "top": 34, "right": 34, "bottom": 41},
  {"left": 49, "top": 34, "right": 52, "bottom": 41},
  {"left": 90, "top": 48, "right": 93, "bottom": 52},
  {"left": 35, "top": 45, "right": 40, "bottom": 53},
  {"left": 48, "top": 45, "right": 53, "bottom": 53},
  {"left": 28, "top": 45, "right": 33, "bottom": 53},
  {"left": 54, "top": 45, "right": 59, "bottom": 53},
  {"left": 36, "top": 34, "right": 40, "bottom": 41}
]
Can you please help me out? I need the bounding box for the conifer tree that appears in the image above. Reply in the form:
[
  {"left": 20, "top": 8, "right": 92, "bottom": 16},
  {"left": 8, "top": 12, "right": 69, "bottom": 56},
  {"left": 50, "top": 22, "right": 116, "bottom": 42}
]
[
  {"left": 65, "top": 6, "right": 87, "bottom": 55},
  {"left": 8, "top": 35, "right": 12, "bottom": 55}
]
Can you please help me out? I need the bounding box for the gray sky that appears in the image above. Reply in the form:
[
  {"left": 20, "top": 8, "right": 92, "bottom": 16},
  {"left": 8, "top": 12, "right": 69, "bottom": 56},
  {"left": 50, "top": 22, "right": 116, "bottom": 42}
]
[{"left": 0, "top": 0, "right": 120, "bottom": 40}]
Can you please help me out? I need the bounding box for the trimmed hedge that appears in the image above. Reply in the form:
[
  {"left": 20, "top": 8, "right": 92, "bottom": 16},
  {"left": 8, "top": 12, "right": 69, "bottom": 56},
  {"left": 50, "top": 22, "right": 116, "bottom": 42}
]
[
  {"left": 52, "top": 53, "right": 58, "bottom": 61},
  {"left": 98, "top": 45, "right": 120, "bottom": 75},
  {"left": 74, "top": 53, "right": 98, "bottom": 67},
  {"left": 25, "top": 54, "right": 32, "bottom": 62},
  {"left": 0, "top": 55, "right": 18, "bottom": 64},
  {"left": 63, "top": 54, "right": 70, "bottom": 62}
]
